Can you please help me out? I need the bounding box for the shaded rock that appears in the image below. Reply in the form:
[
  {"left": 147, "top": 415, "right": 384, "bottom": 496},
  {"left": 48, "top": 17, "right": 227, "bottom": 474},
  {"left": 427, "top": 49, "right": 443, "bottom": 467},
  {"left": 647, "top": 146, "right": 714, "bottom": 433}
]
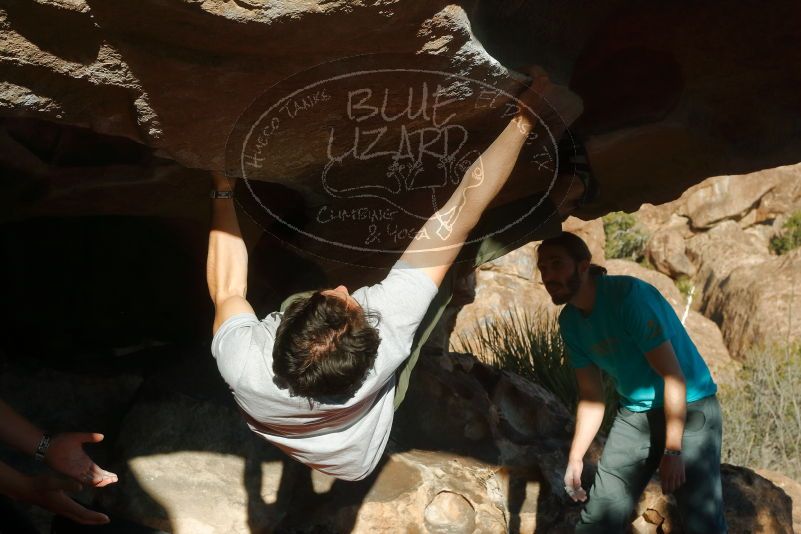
[
  {"left": 685, "top": 221, "right": 768, "bottom": 321},
  {"left": 700, "top": 247, "right": 801, "bottom": 359},
  {"left": 96, "top": 389, "right": 283, "bottom": 533},
  {"left": 35, "top": 346, "right": 781, "bottom": 533},
  {"left": 424, "top": 270, "right": 477, "bottom": 357},
  {"left": 684, "top": 172, "right": 780, "bottom": 230},
  {"left": 3, "top": 1, "right": 801, "bottom": 226},
  {"left": 756, "top": 469, "right": 801, "bottom": 534},
  {"left": 636, "top": 465, "right": 794, "bottom": 534},
  {"left": 97, "top": 351, "right": 588, "bottom": 533},
  {"left": 646, "top": 222, "right": 697, "bottom": 278},
  {"left": 719, "top": 463, "right": 797, "bottom": 533},
  {"left": 450, "top": 242, "right": 556, "bottom": 350}
]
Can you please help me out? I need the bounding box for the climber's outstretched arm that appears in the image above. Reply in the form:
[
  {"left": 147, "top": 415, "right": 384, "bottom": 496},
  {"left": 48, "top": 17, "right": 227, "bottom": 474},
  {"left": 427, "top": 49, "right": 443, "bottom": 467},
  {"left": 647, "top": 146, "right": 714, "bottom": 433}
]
[
  {"left": 398, "top": 114, "right": 532, "bottom": 288},
  {"left": 207, "top": 171, "right": 254, "bottom": 335},
  {"left": 399, "top": 69, "right": 582, "bottom": 288}
]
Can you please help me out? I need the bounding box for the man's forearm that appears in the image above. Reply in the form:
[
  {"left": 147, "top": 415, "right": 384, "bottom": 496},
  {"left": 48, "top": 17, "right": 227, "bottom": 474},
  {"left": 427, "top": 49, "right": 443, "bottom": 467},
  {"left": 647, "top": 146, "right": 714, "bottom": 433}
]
[
  {"left": 0, "top": 460, "right": 32, "bottom": 501},
  {"left": 569, "top": 398, "right": 605, "bottom": 460},
  {"left": 644, "top": 341, "right": 687, "bottom": 452},
  {"left": 206, "top": 176, "right": 248, "bottom": 303},
  {"left": 663, "top": 376, "right": 687, "bottom": 451},
  {"left": 0, "top": 400, "right": 43, "bottom": 457}
]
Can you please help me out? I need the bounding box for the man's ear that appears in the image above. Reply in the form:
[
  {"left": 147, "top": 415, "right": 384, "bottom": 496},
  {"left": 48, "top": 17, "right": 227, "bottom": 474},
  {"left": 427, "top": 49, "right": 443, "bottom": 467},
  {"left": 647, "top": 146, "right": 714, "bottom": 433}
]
[{"left": 578, "top": 258, "right": 591, "bottom": 276}]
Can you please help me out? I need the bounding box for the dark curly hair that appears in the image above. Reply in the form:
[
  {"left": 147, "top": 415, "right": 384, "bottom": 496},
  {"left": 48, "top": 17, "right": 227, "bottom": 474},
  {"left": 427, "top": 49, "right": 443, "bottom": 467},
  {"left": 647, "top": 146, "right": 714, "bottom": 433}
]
[{"left": 272, "top": 291, "right": 381, "bottom": 400}]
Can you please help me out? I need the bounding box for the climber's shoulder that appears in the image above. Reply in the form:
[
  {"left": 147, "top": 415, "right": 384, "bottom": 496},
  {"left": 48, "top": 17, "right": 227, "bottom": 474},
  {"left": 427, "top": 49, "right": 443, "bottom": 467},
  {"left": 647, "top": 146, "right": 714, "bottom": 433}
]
[{"left": 213, "top": 295, "right": 256, "bottom": 337}]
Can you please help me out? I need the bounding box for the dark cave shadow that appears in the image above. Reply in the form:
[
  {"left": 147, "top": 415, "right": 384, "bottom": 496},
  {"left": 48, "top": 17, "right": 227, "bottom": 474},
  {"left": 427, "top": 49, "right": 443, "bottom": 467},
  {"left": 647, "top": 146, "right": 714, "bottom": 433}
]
[{"left": 0, "top": 184, "right": 576, "bottom": 533}]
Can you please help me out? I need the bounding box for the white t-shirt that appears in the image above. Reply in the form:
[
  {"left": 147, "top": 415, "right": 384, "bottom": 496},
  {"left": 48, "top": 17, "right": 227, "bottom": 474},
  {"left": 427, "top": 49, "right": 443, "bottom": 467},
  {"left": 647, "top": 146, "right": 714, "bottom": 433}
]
[{"left": 211, "top": 260, "right": 439, "bottom": 481}]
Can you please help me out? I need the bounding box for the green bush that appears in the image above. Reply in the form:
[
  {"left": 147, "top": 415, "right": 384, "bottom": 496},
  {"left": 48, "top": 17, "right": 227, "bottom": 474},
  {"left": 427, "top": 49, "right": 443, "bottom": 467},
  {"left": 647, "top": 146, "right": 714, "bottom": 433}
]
[
  {"left": 455, "top": 308, "right": 619, "bottom": 434},
  {"left": 719, "top": 343, "right": 801, "bottom": 480},
  {"left": 603, "top": 211, "right": 650, "bottom": 262},
  {"left": 769, "top": 212, "right": 801, "bottom": 255},
  {"left": 674, "top": 276, "right": 694, "bottom": 300}
]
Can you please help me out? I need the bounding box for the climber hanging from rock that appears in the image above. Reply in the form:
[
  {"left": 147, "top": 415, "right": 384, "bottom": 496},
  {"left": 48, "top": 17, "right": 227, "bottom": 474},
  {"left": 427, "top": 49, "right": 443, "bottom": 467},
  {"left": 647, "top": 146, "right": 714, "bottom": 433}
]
[{"left": 206, "top": 67, "right": 596, "bottom": 481}]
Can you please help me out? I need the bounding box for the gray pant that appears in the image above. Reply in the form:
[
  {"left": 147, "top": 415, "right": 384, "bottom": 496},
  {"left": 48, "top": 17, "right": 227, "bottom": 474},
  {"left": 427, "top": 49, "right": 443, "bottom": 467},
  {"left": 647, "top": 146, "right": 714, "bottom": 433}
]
[{"left": 576, "top": 394, "right": 727, "bottom": 534}]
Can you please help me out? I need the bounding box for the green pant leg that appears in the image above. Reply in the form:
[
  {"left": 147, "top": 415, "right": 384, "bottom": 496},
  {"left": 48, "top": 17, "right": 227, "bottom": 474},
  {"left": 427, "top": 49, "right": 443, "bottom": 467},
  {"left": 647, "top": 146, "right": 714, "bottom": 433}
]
[
  {"left": 393, "top": 198, "right": 564, "bottom": 410},
  {"left": 672, "top": 395, "right": 728, "bottom": 534},
  {"left": 576, "top": 407, "right": 659, "bottom": 534}
]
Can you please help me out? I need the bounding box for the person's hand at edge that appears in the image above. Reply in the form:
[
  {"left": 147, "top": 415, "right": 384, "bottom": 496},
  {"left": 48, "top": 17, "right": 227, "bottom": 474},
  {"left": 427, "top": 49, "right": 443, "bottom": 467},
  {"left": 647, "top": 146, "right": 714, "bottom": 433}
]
[
  {"left": 19, "top": 473, "right": 111, "bottom": 525},
  {"left": 46, "top": 432, "right": 118, "bottom": 488},
  {"left": 659, "top": 453, "right": 686, "bottom": 494}
]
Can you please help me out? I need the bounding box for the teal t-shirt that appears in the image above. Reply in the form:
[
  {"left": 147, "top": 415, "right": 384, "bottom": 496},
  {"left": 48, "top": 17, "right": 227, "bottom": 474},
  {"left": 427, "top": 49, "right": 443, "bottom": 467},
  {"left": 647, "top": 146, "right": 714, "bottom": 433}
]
[{"left": 559, "top": 275, "right": 717, "bottom": 412}]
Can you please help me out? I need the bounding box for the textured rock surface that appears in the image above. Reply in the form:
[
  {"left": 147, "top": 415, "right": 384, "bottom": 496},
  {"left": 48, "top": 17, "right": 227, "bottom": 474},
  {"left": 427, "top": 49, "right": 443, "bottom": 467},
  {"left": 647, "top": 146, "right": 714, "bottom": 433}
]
[
  {"left": 678, "top": 217, "right": 801, "bottom": 358},
  {"left": 638, "top": 163, "right": 801, "bottom": 236},
  {"left": 450, "top": 241, "right": 554, "bottom": 347},
  {"left": 96, "top": 351, "right": 587, "bottom": 533},
  {"left": 756, "top": 469, "right": 801, "bottom": 534},
  {"left": 84, "top": 350, "right": 788, "bottom": 533},
  {"left": 636, "top": 465, "right": 795, "bottom": 534},
  {"left": 631, "top": 164, "right": 801, "bottom": 358},
  {"left": 0, "top": 341, "right": 791, "bottom": 533},
  {"left": 698, "top": 247, "right": 801, "bottom": 359},
  {"left": 646, "top": 223, "right": 696, "bottom": 278},
  {"left": 2, "top": 0, "right": 801, "bottom": 220}
]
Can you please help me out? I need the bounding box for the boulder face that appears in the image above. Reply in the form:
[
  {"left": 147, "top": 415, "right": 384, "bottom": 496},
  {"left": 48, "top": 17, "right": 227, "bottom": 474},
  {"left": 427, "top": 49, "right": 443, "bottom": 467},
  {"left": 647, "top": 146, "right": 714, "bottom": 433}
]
[
  {"left": 96, "top": 350, "right": 586, "bottom": 534},
  {"left": 3, "top": 0, "right": 801, "bottom": 227},
  {"left": 635, "top": 465, "right": 795, "bottom": 534},
  {"left": 647, "top": 222, "right": 696, "bottom": 279},
  {"left": 756, "top": 469, "right": 801, "bottom": 534},
  {"left": 637, "top": 164, "right": 801, "bottom": 358},
  {"left": 3, "top": 346, "right": 792, "bottom": 533},
  {"left": 699, "top": 247, "right": 801, "bottom": 359}
]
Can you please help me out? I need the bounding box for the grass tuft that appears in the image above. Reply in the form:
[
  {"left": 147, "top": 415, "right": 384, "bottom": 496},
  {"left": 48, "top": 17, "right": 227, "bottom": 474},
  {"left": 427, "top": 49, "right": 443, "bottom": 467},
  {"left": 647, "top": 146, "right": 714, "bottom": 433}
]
[{"left": 719, "top": 343, "right": 801, "bottom": 479}]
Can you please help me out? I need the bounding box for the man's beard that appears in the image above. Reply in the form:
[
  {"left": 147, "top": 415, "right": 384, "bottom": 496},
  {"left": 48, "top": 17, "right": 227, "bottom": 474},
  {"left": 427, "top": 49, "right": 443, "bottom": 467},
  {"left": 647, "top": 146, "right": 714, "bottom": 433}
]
[{"left": 548, "top": 266, "right": 582, "bottom": 305}]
